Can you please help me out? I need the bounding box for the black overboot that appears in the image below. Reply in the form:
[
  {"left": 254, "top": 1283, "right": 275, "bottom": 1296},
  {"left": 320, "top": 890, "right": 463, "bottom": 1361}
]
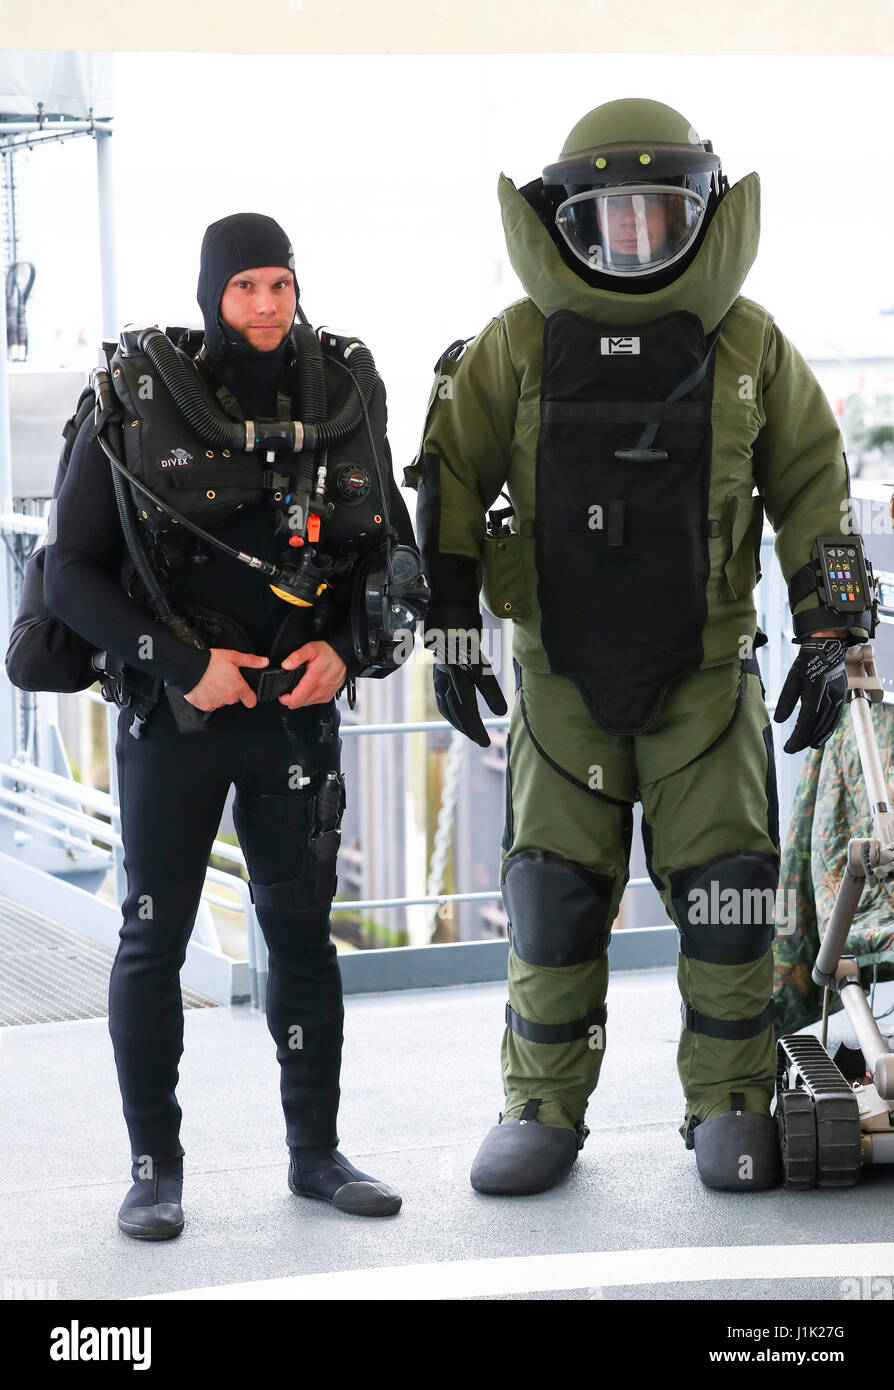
[
  {"left": 117, "top": 1155, "right": 185, "bottom": 1240},
  {"left": 470, "top": 1100, "right": 589, "bottom": 1195},
  {"left": 287, "top": 1146, "right": 401, "bottom": 1216},
  {"left": 691, "top": 1104, "right": 781, "bottom": 1191}
]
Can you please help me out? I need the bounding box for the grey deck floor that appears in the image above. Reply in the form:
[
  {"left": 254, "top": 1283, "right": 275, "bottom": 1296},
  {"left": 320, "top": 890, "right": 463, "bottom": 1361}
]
[{"left": 2, "top": 967, "right": 894, "bottom": 1301}]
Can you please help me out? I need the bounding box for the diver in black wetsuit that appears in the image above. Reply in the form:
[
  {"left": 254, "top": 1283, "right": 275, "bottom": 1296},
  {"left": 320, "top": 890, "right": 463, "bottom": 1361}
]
[{"left": 44, "top": 213, "right": 416, "bottom": 1237}]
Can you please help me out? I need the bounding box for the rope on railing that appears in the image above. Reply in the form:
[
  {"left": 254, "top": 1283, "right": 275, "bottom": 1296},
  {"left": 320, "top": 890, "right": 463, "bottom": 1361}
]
[{"left": 425, "top": 728, "right": 466, "bottom": 940}]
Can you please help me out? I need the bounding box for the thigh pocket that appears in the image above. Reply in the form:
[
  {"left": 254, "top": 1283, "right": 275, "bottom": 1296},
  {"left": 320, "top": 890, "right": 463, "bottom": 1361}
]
[{"left": 235, "top": 786, "right": 341, "bottom": 914}]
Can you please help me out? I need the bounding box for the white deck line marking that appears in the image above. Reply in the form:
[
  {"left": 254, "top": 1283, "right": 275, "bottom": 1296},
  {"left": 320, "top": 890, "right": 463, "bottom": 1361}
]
[{"left": 138, "top": 1243, "right": 894, "bottom": 1301}]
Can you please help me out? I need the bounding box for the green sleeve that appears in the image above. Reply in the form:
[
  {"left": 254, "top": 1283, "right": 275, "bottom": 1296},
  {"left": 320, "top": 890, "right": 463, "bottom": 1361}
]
[
  {"left": 405, "top": 316, "right": 519, "bottom": 624},
  {"left": 752, "top": 321, "right": 862, "bottom": 636}
]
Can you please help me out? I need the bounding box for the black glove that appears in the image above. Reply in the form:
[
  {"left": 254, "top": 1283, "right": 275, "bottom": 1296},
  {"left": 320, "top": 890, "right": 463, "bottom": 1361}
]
[
  {"left": 774, "top": 637, "right": 848, "bottom": 754},
  {"left": 433, "top": 648, "right": 507, "bottom": 748}
]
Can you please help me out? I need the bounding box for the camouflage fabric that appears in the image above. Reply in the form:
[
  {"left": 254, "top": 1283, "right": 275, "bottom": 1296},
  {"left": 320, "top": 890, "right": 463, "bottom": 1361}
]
[{"left": 774, "top": 701, "right": 894, "bottom": 1035}]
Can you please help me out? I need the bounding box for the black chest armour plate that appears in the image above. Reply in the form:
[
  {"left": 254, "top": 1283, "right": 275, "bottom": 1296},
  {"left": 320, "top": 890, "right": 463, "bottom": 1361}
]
[{"left": 535, "top": 308, "right": 718, "bottom": 736}]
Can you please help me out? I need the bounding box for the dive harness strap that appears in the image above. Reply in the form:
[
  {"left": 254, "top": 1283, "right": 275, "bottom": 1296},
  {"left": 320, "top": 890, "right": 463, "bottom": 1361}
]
[{"left": 91, "top": 651, "right": 164, "bottom": 741}]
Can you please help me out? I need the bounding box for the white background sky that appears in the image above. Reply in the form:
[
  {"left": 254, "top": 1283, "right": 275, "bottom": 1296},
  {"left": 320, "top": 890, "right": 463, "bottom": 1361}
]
[{"left": 10, "top": 51, "right": 894, "bottom": 475}]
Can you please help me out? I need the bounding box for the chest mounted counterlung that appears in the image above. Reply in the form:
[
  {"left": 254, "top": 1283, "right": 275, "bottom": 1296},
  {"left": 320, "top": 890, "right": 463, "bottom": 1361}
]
[{"left": 89, "top": 321, "right": 428, "bottom": 676}]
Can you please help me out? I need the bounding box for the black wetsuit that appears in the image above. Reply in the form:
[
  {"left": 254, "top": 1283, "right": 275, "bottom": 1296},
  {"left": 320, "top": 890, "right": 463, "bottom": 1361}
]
[{"left": 43, "top": 361, "right": 413, "bottom": 1166}]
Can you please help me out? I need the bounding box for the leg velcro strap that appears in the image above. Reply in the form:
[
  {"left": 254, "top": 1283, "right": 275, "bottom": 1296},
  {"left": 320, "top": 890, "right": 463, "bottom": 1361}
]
[
  {"left": 678, "top": 929, "right": 774, "bottom": 966},
  {"left": 250, "top": 876, "right": 307, "bottom": 911},
  {"left": 681, "top": 999, "right": 775, "bottom": 1040},
  {"left": 505, "top": 1001, "right": 607, "bottom": 1044}
]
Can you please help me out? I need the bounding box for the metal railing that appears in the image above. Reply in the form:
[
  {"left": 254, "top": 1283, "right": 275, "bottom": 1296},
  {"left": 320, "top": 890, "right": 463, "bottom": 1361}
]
[{"left": 0, "top": 517, "right": 804, "bottom": 1007}]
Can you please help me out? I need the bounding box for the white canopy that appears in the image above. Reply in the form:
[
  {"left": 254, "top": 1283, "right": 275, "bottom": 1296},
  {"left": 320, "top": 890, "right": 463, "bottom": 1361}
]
[{"left": 0, "top": 50, "right": 113, "bottom": 121}]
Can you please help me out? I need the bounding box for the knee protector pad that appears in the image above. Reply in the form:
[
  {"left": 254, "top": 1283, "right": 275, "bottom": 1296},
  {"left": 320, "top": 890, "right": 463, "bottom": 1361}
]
[
  {"left": 669, "top": 851, "right": 778, "bottom": 966},
  {"left": 500, "top": 848, "right": 615, "bottom": 967}
]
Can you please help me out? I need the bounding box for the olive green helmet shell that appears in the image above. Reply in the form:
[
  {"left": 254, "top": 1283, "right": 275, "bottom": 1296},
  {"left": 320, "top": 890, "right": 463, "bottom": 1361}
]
[
  {"left": 540, "top": 97, "right": 725, "bottom": 287},
  {"left": 560, "top": 99, "right": 705, "bottom": 156}
]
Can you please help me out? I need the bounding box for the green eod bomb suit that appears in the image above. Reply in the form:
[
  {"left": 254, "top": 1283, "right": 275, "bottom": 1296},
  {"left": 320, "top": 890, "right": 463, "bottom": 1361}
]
[{"left": 404, "top": 101, "right": 868, "bottom": 1188}]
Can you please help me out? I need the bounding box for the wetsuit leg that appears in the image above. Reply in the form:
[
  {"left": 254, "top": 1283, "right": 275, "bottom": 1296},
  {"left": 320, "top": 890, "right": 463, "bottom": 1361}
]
[
  {"left": 232, "top": 699, "right": 345, "bottom": 1148},
  {"left": 108, "top": 695, "right": 239, "bottom": 1162}
]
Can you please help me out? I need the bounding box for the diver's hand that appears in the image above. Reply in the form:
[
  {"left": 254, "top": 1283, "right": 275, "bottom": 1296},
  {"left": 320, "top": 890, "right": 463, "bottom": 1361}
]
[
  {"left": 774, "top": 637, "right": 847, "bottom": 753},
  {"left": 278, "top": 642, "right": 346, "bottom": 708},
  {"left": 184, "top": 648, "right": 269, "bottom": 712},
  {"left": 433, "top": 655, "right": 507, "bottom": 748}
]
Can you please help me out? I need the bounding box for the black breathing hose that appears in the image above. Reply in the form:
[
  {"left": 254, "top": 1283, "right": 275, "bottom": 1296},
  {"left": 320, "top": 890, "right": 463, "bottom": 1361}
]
[
  {"left": 108, "top": 421, "right": 172, "bottom": 623},
  {"left": 290, "top": 323, "right": 326, "bottom": 511},
  {"left": 139, "top": 329, "right": 238, "bottom": 448},
  {"left": 106, "top": 418, "right": 204, "bottom": 650},
  {"left": 303, "top": 344, "right": 378, "bottom": 450},
  {"left": 293, "top": 322, "right": 327, "bottom": 422},
  {"left": 137, "top": 324, "right": 376, "bottom": 454}
]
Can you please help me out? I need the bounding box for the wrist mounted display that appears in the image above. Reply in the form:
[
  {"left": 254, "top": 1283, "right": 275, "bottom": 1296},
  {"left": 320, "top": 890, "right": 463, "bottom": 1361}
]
[{"left": 787, "top": 534, "right": 877, "bottom": 642}]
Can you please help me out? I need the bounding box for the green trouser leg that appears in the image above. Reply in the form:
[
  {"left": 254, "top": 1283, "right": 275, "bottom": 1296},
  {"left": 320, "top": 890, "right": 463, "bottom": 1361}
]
[
  {"left": 638, "top": 667, "right": 780, "bottom": 1141},
  {"left": 503, "top": 950, "right": 612, "bottom": 1131},
  {"left": 500, "top": 670, "right": 632, "bottom": 1132}
]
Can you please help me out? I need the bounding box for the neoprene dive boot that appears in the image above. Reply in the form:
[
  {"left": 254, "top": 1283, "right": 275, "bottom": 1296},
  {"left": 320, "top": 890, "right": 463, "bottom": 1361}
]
[
  {"left": 470, "top": 1099, "right": 589, "bottom": 1195},
  {"left": 690, "top": 1098, "right": 781, "bottom": 1192},
  {"left": 117, "top": 1155, "right": 184, "bottom": 1240},
  {"left": 287, "top": 1146, "right": 402, "bottom": 1216}
]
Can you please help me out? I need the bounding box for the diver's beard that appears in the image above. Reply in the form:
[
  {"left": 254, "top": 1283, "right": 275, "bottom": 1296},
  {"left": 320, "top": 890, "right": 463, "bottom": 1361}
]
[
  {"left": 236, "top": 326, "right": 290, "bottom": 353},
  {"left": 213, "top": 314, "right": 290, "bottom": 360}
]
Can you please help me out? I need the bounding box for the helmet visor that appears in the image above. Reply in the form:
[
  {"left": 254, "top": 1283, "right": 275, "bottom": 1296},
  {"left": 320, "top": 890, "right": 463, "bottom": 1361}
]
[{"left": 555, "top": 184, "right": 706, "bottom": 278}]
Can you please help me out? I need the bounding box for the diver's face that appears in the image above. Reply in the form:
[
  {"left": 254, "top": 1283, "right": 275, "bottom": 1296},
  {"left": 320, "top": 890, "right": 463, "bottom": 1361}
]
[
  {"left": 595, "top": 192, "right": 671, "bottom": 258},
  {"left": 219, "top": 266, "right": 297, "bottom": 351}
]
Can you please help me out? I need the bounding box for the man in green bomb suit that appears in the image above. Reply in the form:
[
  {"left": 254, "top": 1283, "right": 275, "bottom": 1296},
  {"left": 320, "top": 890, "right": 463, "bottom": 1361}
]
[{"left": 403, "top": 98, "right": 872, "bottom": 1194}]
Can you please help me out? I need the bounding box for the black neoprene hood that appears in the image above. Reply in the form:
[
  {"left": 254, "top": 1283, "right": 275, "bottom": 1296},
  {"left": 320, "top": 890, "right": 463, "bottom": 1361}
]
[{"left": 195, "top": 211, "right": 299, "bottom": 407}]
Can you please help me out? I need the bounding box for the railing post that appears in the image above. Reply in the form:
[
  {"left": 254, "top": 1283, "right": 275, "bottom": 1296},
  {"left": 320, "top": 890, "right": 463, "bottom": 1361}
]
[
  {"left": 105, "top": 699, "right": 128, "bottom": 907},
  {"left": 0, "top": 266, "right": 16, "bottom": 803}
]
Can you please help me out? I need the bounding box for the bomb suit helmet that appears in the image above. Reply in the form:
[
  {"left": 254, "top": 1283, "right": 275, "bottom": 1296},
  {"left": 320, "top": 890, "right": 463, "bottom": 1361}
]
[{"left": 542, "top": 98, "right": 729, "bottom": 283}]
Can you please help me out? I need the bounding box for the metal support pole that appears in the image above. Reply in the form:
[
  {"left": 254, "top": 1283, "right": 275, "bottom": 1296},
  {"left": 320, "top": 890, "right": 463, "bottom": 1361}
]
[
  {"left": 837, "top": 967, "right": 894, "bottom": 1099},
  {"left": 0, "top": 255, "right": 16, "bottom": 797},
  {"left": 95, "top": 127, "right": 118, "bottom": 343}
]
